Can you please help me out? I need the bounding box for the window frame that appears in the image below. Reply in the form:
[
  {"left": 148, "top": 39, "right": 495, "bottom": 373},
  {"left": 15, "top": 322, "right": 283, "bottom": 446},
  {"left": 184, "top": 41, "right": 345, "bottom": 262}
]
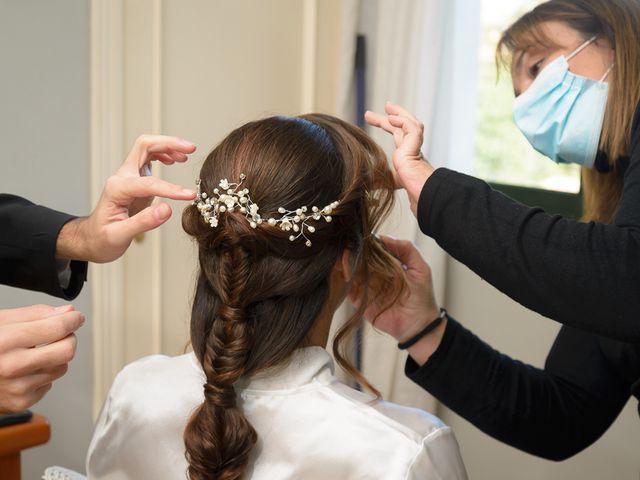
[{"left": 489, "top": 182, "right": 583, "bottom": 219}]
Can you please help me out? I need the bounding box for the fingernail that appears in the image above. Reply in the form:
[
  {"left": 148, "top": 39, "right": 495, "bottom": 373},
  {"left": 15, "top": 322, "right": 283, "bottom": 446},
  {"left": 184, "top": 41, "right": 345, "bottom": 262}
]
[
  {"left": 54, "top": 305, "right": 73, "bottom": 313},
  {"left": 179, "top": 139, "right": 195, "bottom": 146},
  {"left": 153, "top": 204, "right": 171, "bottom": 220},
  {"left": 182, "top": 188, "right": 196, "bottom": 196},
  {"left": 79, "top": 314, "right": 86, "bottom": 325}
]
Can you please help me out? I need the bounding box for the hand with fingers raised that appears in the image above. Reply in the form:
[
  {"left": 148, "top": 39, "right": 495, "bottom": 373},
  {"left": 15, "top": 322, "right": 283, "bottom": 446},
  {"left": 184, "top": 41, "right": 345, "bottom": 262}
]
[
  {"left": 349, "top": 235, "right": 446, "bottom": 366},
  {"left": 55, "top": 135, "right": 197, "bottom": 263},
  {"left": 0, "top": 304, "right": 84, "bottom": 413},
  {"left": 365, "top": 102, "right": 435, "bottom": 213}
]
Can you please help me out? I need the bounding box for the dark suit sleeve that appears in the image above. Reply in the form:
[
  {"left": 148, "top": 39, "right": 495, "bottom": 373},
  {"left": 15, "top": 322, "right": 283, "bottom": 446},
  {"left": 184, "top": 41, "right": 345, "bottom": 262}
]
[
  {"left": 405, "top": 318, "right": 632, "bottom": 460},
  {"left": 0, "top": 194, "right": 87, "bottom": 300}
]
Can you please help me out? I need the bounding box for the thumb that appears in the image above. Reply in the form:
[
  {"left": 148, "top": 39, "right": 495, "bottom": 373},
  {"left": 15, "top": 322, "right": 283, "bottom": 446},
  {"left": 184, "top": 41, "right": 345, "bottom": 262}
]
[{"left": 112, "top": 203, "right": 173, "bottom": 244}]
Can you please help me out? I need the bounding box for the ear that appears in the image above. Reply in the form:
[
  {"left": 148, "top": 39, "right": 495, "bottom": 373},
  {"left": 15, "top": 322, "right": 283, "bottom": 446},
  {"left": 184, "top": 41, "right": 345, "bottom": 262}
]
[{"left": 334, "top": 249, "right": 354, "bottom": 283}]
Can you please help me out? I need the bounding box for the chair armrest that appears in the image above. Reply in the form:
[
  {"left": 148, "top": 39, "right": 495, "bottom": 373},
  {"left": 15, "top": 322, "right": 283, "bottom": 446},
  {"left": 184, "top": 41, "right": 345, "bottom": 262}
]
[{"left": 0, "top": 414, "right": 50, "bottom": 455}]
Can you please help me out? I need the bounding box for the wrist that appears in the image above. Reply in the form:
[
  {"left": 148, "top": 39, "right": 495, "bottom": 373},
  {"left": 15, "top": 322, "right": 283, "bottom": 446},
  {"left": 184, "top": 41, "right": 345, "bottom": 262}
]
[
  {"left": 396, "top": 307, "right": 441, "bottom": 343},
  {"left": 407, "top": 317, "right": 447, "bottom": 366},
  {"left": 395, "top": 308, "right": 446, "bottom": 367},
  {"left": 403, "top": 160, "right": 435, "bottom": 209},
  {"left": 56, "top": 218, "right": 90, "bottom": 261}
]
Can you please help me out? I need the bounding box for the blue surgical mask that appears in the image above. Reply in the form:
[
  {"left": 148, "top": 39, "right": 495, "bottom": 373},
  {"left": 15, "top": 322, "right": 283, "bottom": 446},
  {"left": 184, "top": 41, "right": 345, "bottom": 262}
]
[{"left": 513, "top": 37, "right": 614, "bottom": 168}]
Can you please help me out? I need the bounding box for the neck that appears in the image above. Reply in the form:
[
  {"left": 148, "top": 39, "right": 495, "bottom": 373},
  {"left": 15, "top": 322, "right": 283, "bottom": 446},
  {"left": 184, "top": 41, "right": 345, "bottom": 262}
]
[
  {"left": 303, "top": 254, "right": 352, "bottom": 348},
  {"left": 306, "top": 272, "right": 346, "bottom": 348},
  {"left": 306, "top": 303, "right": 335, "bottom": 348}
]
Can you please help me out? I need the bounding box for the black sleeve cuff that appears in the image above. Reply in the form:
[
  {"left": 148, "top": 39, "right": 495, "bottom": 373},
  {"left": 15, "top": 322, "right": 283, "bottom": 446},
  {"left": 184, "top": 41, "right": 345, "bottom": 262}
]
[
  {"left": 0, "top": 195, "right": 88, "bottom": 299},
  {"left": 62, "top": 259, "right": 88, "bottom": 300}
]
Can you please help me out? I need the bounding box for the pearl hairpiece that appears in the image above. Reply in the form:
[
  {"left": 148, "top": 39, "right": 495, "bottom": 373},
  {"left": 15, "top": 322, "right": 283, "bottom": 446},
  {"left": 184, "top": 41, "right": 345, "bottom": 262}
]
[{"left": 194, "top": 173, "right": 339, "bottom": 247}]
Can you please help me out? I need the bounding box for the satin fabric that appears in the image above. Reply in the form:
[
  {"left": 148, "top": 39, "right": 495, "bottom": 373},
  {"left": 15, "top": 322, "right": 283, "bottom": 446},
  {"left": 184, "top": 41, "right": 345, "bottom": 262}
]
[{"left": 86, "top": 347, "right": 467, "bottom": 479}]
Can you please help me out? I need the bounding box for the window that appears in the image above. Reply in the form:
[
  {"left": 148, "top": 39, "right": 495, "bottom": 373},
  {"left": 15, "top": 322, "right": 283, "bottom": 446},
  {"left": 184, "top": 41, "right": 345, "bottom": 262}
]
[{"left": 473, "top": 0, "right": 583, "bottom": 218}]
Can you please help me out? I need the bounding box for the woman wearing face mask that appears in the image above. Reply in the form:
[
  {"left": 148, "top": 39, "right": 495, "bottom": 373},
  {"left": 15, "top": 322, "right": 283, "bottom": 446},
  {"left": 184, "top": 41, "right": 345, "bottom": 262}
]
[{"left": 361, "top": 0, "right": 640, "bottom": 460}]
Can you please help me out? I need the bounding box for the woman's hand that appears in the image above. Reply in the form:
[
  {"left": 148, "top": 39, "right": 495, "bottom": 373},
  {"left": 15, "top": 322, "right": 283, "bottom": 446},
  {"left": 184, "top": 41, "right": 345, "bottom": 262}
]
[
  {"left": 350, "top": 236, "right": 446, "bottom": 366},
  {"left": 56, "top": 135, "right": 197, "bottom": 263},
  {"left": 365, "top": 103, "right": 435, "bottom": 213}
]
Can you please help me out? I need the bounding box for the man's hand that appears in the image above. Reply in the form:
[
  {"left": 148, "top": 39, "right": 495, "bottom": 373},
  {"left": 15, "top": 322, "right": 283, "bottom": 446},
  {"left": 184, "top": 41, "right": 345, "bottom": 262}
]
[
  {"left": 56, "top": 135, "right": 197, "bottom": 263},
  {"left": 0, "top": 304, "right": 84, "bottom": 413}
]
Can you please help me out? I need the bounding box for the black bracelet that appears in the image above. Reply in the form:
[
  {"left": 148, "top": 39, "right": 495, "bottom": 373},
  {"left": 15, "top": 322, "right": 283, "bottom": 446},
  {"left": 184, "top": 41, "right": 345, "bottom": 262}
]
[{"left": 397, "top": 308, "right": 447, "bottom": 350}]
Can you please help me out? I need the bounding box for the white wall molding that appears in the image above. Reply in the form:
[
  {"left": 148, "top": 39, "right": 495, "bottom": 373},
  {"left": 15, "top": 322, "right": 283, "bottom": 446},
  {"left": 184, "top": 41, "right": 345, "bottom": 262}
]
[
  {"left": 150, "top": 0, "right": 164, "bottom": 355},
  {"left": 121, "top": 0, "right": 165, "bottom": 358},
  {"left": 90, "top": 0, "right": 126, "bottom": 418}
]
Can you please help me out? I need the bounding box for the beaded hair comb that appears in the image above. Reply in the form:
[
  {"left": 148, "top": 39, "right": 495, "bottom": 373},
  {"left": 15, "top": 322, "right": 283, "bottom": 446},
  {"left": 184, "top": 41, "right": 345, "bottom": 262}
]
[{"left": 194, "top": 174, "right": 339, "bottom": 247}]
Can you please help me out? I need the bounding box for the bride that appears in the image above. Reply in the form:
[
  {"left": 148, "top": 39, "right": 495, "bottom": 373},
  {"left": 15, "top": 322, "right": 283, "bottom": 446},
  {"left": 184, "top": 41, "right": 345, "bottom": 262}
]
[{"left": 86, "top": 114, "right": 466, "bottom": 479}]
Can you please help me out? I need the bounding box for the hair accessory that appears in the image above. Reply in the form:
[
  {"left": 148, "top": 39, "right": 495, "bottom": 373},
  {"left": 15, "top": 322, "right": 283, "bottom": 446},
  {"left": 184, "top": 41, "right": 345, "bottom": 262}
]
[{"left": 194, "top": 174, "right": 339, "bottom": 247}]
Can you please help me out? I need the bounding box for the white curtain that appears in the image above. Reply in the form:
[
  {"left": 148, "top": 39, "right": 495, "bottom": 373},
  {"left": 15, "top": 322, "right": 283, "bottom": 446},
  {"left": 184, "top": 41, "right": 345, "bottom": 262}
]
[{"left": 334, "top": 0, "right": 481, "bottom": 411}]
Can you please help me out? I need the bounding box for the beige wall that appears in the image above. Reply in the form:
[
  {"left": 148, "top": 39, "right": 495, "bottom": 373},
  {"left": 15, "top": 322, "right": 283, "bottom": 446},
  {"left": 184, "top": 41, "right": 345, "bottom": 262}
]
[{"left": 0, "top": 1, "right": 92, "bottom": 477}]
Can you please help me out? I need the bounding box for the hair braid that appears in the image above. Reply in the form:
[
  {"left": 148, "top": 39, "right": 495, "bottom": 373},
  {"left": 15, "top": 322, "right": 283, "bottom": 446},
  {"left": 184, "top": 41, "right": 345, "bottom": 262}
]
[
  {"left": 184, "top": 244, "right": 257, "bottom": 480},
  {"left": 182, "top": 114, "right": 407, "bottom": 479}
]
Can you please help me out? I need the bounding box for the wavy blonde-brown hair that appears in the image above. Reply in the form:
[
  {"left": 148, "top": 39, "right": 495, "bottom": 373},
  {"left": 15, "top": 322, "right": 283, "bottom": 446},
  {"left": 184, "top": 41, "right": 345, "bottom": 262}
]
[
  {"left": 181, "top": 114, "right": 405, "bottom": 480},
  {"left": 497, "top": 0, "right": 640, "bottom": 223}
]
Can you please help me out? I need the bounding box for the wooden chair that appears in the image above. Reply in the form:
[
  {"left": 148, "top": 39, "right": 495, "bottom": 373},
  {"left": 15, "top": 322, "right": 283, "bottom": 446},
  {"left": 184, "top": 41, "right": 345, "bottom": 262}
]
[{"left": 0, "top": 414, "right": 50, "bottom": 480}]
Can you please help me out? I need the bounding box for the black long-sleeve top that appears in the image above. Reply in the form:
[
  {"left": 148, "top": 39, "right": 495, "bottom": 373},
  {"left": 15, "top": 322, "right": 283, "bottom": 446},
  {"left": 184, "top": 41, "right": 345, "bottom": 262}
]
[
  {"left": 407, "top": 318, "right": 639, "bottom": 460},
  {"left": 415, "top": 109, "right": 640, "bottom": 343},
  {"left": 406, "top": 108, "right": 640, "bottom": 459},
  {"left": 0, "top": 194, "right": 87, "bottom": 300}
]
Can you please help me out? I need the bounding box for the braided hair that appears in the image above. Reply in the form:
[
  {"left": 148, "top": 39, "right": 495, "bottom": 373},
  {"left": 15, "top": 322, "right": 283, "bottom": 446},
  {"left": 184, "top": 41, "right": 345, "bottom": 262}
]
[{"left": 182, "top": 115, "right": 405, "bottom": 480}]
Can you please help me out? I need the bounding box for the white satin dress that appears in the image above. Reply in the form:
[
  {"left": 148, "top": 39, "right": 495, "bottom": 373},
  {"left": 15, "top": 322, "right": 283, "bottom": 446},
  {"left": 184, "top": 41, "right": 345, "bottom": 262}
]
[{"left": 86, "top": 346, "right": 467, "bottom": 479}]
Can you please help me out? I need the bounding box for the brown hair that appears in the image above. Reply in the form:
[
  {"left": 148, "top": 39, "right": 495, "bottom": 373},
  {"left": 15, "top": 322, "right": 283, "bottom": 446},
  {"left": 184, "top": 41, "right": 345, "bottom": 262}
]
[
  {"left": 497, "top": 0, "right": 640, "bottom": 223},
  {"left": 181, "top": 114, "right": 405, "bottom": 480}
]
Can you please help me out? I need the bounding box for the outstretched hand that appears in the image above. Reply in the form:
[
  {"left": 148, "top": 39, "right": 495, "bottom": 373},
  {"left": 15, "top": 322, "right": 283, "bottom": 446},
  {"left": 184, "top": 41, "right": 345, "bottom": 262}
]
[
  {"left": 56, "top": 135, "right": 197, "bottom": 263},
  {"left": 349, "top": 236, "right": 446, "bottom": 365},
  {"left": 365, "top": 102, "right": 434, "bottom": 213}
]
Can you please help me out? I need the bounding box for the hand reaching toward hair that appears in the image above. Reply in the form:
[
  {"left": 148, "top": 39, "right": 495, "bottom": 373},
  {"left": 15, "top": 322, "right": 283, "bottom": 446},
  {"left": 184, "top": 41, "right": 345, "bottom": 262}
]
[
  {"left": 364, "top": 103, "right": 435, "bottom": 213},
  {"left": 56, "top": 135, "right": 197, "bottom": 263},
  {"left": 349, "top": 236, "right": 446, "bottom": 366}
]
